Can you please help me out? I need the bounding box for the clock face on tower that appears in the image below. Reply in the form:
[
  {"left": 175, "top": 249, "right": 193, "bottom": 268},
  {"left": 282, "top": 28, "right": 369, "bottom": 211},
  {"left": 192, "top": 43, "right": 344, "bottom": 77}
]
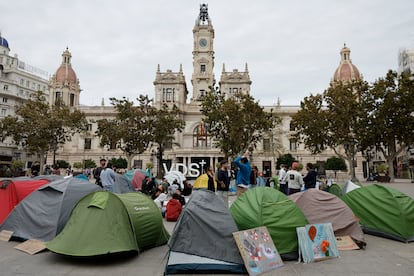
[{"left": 199, "top": 38, "right": 208, "bottom": 47}]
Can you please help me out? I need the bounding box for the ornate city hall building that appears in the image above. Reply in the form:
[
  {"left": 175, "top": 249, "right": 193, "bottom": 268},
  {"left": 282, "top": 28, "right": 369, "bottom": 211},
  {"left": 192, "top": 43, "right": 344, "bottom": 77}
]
[
  {"left": 0, "top": 34, "right": 49, "bottom": 167},
  {"left": 3, "top": 5, "right": 367, "bottom": 179}
]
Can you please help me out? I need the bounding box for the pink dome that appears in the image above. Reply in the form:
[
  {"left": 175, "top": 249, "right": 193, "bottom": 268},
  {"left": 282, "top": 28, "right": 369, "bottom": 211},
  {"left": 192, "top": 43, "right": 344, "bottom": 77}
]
[
  {"left": 53, "top": 47, "right": 77, "bottom": 85},
  {"left": 55, "top": 64, "right": 77, "bottom": 84},
  {"left": 333, "top": 63, "right": 361, "bottom": 82},
  {"left": 332, "top": 45, "right": 361, "bottom": 82}
]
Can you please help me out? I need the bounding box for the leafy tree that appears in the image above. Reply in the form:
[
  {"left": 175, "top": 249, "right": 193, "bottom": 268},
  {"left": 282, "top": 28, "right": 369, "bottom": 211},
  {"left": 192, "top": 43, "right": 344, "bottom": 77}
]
[
  {"left": 83, "top": 159, "right": 97, "bottom": 169},
  {"left": 376, "top": 163, "right": 388, "bottom": 174},
  {"left": 0, "top": 91, "right": 88, "bottom": 174},
  {"left": 56, "top": 159, "right": 70, "bottom": 169},
  {"left": 200, "top": 89, "right": 279, "bottom": 159},
  {"left": 291, "top": 94, "right": 328, "bottom": 153},
  {"left": 276, "top": 153, "right": 295, "bottom": 169},
  {"left": 292, "top": 80, "right": 369, "bottom": 180},
  {"left": 325, "top": 156, "right": 347, "bottom": 178},
  {"left": 150, "top": 104, "right": 185, "bottom": 177},
  {"left": 359, "top": 71, "right": 414, "bottom": 181},
  {"left": 11, "top": 160, "right": 25, "bottom": 176},
  {"left": 312, "top": 162, "right": 325, "bottom": 175},
  {"left": 110, "top": 157, "right": 128, "bottom": 169},
  {"left": 96, "top": 95, "right": 185, "bottom": 175},
  {"left": 73, "top": 162, "right": 83, "bottom": 169},
  {"left": 12, "top": 160, "right": 25, "bottom": 170},
  {"left": 96, "top": 96, "right": 154, "bottom": 169}
]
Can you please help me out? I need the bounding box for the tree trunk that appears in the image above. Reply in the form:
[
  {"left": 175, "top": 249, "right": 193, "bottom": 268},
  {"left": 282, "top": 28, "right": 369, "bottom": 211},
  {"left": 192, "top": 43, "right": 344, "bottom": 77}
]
[
  {"left": 381, "top": 140, "right": 401, "bottom": 182},
  {"left": 127, "top": 154, "right": 134, "bottom": 170},
  {"left": 345, "top": 155, "right": 356, "bottom": 181},
  {"left": 39, "top": 150, "right": 45, "bottom": 175},
  {"left": 332, "top": 146, "right": 354, "bottom": 180},
  {"left": 157, "top": 145, "right": 164, "bottom": 178},
  {"left": 387, "top": 157, "right": 394, "bottom": 182}
]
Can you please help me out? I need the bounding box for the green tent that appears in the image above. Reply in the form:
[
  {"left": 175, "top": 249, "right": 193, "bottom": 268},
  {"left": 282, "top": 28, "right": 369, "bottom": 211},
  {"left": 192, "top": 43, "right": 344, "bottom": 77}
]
[
  {"left": 327, "top": 183, "right": 343, "bottom": 197},
  {"left": 341, "top": 184, "right": 414, "bottom": 242},
  {"left": 47, "top": 191, "right": 170, "bottom": 256},
  {"left": 230, "top": 187, "right": 308, "bottom": 260}
]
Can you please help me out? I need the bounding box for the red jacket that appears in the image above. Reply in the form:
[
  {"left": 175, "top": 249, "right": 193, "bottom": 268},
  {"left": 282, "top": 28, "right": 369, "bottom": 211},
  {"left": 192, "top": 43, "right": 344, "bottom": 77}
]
[{"left": 166, "top": 199, "right": 182, "bottom": 221}]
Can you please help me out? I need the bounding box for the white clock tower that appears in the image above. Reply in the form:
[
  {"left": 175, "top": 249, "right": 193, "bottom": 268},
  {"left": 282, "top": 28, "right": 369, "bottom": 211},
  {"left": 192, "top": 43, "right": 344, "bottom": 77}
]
[{"left": 191, "top": 3, "right": 215, "bottom": 102}]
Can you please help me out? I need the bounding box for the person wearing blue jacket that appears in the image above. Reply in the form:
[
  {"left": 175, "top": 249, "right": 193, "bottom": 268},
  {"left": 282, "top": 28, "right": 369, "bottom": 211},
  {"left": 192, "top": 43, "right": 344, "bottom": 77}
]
[{"left": 234, "top": 155, "right": 251, "bottom": 196}]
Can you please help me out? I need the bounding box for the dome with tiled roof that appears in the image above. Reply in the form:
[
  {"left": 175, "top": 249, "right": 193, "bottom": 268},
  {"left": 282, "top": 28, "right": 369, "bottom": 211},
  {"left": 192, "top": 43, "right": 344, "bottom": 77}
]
[
  {"left": 0, "top": 34, "right": 10, "bottom": 50},
  {"left": 332, "top": 44, "right": 361, "bottom": 82},
  {"left": 53, "top": 47, "right": 78, "bottom": 85}
]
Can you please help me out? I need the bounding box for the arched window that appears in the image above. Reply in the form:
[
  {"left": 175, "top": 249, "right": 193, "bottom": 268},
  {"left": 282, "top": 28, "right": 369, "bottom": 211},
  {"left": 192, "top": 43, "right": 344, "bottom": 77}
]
[{"left": 193, "top": 122, "right": 211, "bottom": 148}]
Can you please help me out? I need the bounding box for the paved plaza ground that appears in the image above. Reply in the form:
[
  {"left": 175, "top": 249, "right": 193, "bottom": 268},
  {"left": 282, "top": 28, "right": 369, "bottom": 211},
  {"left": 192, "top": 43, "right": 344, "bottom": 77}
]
[{"left": 0, "top": 180, "right": 413, "bottom": 276}]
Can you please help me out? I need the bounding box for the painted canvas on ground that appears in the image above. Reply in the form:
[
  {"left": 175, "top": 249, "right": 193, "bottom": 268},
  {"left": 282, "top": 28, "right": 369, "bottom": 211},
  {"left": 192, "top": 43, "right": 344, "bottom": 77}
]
[
  {"left": 233, "top": 226, "right": 283, "bottom": 276},
  {"left": 335, "top": 235, "right": 360, "bottom": 250},
  {"left": 296, "top": 223, "right": 339, "bottom": 263}
]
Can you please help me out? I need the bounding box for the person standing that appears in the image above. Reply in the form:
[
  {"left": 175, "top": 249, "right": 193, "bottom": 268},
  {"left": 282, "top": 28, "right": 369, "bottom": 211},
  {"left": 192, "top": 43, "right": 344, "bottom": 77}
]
[
  {"left": 52, "top": 165, "right": 61, "bottom": 175},
  {"left": 283, "top": 162, "right": 304, "bottom": 195},
  {"left": 193, "top": 165, "right": 217, "bottom": 192},
  {"left": 256, "top": 172, "right": 266, "bottom": 187},
  {"left": 100, "top": 161, "right": 116, "bottom": 192},
  {"left": 303, "top": 163, "right": 317, "bottom": 189},
  {"left": 205, "top": 165, "right": 216, "bottom": 192},
  {"left": 278, "top": 164, "right": 287, "bottom": 195},
  {"left": 234, "top": 155, "right": 251, "bottom": 196},
  {"left": 93, "top": 159, "right": 106, "bottom": 187},
  {"left": 31, "top": 161, "right": 40, "bottom": 177},
  {"left": 217, "top": 160, "right": 230, "bottom": 207},
  {"left": 250, "top": 166, "right": 258, "bottom": 188},
  {"left": 409, "top": 155, "right": 414, "bottom": 183}
]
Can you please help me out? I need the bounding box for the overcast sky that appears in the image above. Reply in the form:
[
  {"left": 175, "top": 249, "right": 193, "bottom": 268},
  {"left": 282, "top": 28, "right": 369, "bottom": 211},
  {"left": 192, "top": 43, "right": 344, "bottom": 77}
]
[{"left": 1, "top": 0, "right": 413, "bottom": 106}]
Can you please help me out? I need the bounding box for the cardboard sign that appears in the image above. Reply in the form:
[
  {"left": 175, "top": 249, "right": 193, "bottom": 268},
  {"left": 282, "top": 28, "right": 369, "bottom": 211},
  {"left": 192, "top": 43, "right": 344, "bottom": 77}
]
[
  {"left": 233, "top": 226, "right": 283, "bottom": 276},
  {"left": 335, "top": 235, "right": 360, "bottom": 250},
  {"left": 0, "top": 230, "right": 13, "bottom": 242},
  {"left": 14, "top": 239, "right": 46, "bottom": 255},
  {"left": 296, "top": 223, "right": 339, "bottom": 263}
]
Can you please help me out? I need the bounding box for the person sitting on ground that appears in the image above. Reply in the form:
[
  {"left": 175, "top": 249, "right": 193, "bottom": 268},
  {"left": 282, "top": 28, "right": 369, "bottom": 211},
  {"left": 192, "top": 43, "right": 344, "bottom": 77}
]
[
  {"left": 149, "top": 177, "right": 157, "bottom": 195},
  {"left": 160, "top": 177, "right": 170, "bottom": 193},
  {"left": 174, "top": 189, "right": 186, "bottom": 206},
  {"left": 168, "top": 179, "right": 180, "bottom": 196},
  {"left": 182, "top": 180, "right": 193, "bottom": 196},
  {"left": 165, "top": 193, "right": 183, "bottom": 221},
  {"left": 144, "top": 177, "right": 157, "bottom": 196},
  {"left": 153, "top": 186, "right": 168, "bottom": 209}
]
